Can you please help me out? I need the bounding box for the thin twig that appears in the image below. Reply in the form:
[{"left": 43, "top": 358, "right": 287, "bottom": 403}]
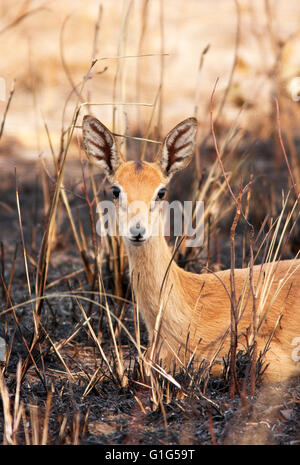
[
  {"left": 274, "top": 97, "right": 299, "bottom": 200},
  {"left": 214, "top": 0, "right": 241, "bottom": 124},
  {"left": 60, "top": 14, "right": 84, "bottom": 102},
  {"left": 0, "top": 80, "right": 15, "bottom": 140},
  {"left": 229, "top": 186, "right": 243, "bottom": 398},
  {"left": 0, "top": 5, "right": 46, "bottom": 35},
  {"left": 210, "top": 78, "right": 238, "bottom": 206}
]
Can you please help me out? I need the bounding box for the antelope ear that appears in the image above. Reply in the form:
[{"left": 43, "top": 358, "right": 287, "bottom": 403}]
[
  {"left": 157, "top": 117, "right": 198, "bottom": 177},
  {"left": 82, "top": 115, "right": 124, "bottom": 178}
]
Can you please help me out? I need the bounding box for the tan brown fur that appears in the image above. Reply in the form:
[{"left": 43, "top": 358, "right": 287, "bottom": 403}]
[
  {"left": 127, "top": 231, "right": 300, "bottom": 382},
  {"left": 114, "top": 164, "right": 300, "bottom": 383},
  {"left": 82, "top": 115, "right": 300, "bottom": 383}
]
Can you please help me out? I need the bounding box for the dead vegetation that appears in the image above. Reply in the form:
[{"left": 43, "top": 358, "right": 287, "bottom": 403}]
[{"left": 0, "top": 0, "right": 299, "bottom": 445}]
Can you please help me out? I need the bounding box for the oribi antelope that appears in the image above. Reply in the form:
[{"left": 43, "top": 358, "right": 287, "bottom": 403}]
[{"left": 82, "top": 115, "right": 300, "bottom": 383}]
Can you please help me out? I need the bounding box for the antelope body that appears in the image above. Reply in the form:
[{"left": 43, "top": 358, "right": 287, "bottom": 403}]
[{"left": 82, "top": 115, "right": 300, "bottom": 383}]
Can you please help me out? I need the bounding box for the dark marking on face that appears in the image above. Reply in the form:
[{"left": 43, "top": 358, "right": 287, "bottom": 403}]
[{"left": 134, "top": 160, "right": 144, "bottom": 172}]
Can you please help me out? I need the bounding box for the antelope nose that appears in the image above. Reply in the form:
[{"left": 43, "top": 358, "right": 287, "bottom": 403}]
[{"left": 129, "top": 223, "right": 146, "bottom": 239}]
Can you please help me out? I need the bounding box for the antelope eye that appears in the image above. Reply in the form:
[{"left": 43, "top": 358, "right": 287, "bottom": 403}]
[
  {"left": 112, "top": 186, "right": 120, "bottom": 199},
  {"left": 156, "top": 188, "right": 166, "bottom": 200}
]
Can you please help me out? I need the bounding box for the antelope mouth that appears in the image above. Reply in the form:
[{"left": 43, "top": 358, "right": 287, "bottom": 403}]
[{"left": 128, "top": 238, "right": 146, "bottom": 246}]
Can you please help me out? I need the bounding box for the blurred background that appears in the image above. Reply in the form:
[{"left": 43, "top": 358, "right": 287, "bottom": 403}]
[{"left": 0, "top": 0, "right": 300, "bottom": 160}]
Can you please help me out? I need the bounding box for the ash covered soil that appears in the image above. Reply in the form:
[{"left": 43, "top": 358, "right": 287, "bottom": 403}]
[{"left": 0, "top": 154, "right": 299, "bottom": 445}]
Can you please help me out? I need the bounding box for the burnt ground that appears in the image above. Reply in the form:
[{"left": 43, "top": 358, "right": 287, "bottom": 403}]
[{"left": 0, "top": 146, "right": 300, "bottom": 446}]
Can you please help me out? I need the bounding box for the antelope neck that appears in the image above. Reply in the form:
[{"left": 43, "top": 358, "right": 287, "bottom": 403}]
[{"left": 126, "top": 234, "right": 176, "bottom": 285}]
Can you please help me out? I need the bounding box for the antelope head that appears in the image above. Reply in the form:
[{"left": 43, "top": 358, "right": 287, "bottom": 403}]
[{"left": 82, "top": 115, "right": 198, "bottom": 247}]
